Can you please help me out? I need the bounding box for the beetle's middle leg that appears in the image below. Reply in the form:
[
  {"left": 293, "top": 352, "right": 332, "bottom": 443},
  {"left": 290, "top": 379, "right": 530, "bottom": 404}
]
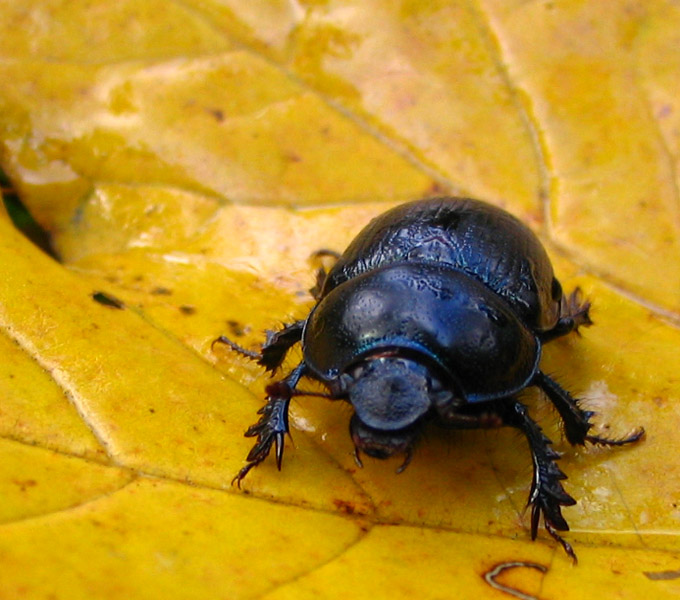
[
  {"left": 232, "top": 361, "right": 308, "bottom": 487},
  {"left": 534, "top": 371, "right": 644, "bottom": 447},
  {"left": 213, "top": 319, "right": 305, "bottom": 372}
]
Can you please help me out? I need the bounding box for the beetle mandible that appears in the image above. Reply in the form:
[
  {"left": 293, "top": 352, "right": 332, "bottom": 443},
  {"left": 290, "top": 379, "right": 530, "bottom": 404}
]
[{"left": 214, "top": 197, "right": 644, "bottom": 560}]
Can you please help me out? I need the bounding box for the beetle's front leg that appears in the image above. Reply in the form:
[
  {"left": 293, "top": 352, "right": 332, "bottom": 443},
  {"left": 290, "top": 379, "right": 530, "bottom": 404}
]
[
  {"left": 501, "top": 399, "right": 578, "bottom": 561},
  {"left": 232, "top": 361, "right": 307, "bottom": 488}
]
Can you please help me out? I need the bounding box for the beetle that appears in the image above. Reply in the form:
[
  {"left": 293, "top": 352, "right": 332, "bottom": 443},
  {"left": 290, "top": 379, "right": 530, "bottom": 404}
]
[{"left": 214, "top": 197, "right": 644, "bottom": 560}]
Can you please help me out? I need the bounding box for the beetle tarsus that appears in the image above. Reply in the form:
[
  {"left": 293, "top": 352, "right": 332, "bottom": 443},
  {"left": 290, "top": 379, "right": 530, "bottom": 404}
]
[
  {"left": 586, "top": 427, "right": 645, "bottom": 446},
  {"left": 212, "top": 335, "right": 262, "bottom": 360},
  {"left": 544, "top": 519, "right": 577, "bottom": 564}
]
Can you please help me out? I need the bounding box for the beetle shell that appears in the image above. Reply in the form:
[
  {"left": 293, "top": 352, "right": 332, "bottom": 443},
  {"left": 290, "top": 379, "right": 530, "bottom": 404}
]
[
  {"left": 321, "top": 197, "right": 561, "bottom": 332},
  {"left": 304, "top": 261, "right": 539, "bottom": 402}
]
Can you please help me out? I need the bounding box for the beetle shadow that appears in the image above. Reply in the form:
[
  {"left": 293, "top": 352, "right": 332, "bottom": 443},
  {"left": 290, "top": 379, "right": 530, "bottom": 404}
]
[{"left": 299, "top": 399, "right": 537, "bottom": 536}]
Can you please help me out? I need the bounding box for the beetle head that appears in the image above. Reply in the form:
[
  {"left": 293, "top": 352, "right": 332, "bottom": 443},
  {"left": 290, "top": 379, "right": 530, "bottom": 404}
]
[{"left": 346, "top": 356, "right": 451, "bottom": 464}]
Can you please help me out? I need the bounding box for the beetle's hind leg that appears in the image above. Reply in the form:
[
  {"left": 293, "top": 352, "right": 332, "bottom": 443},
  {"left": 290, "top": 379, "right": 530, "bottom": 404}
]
[
  {"left": 541, "top": 287, "right": 593, "bottom": 343},
  {"left": 500, "top": 399, "right": 578, "bottom": 561},
  {"left": 213, "top": 319, "right": 305, "bottom": 372},
  {"left": 534, "top": 371, "right": 645, "bottom": 446},
  {"left": 309, "top": 249, "right": 341, "bottom": 300},
  {"left": 232, "top": 361, "right": 308, "bottom": 487}
]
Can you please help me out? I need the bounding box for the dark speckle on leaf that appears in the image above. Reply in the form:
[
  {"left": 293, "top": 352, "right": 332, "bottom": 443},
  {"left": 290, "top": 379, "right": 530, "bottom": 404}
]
[
  {"left": 227, "top": 320, "right": 248, "bottom": 337},
  {"left": 150, "top": 286, "right": 173, "bottom": 296},
  {"left": 643, "top": 569, "right": 680, "bottom": 581},
  {"left": 179, "top": 305, "right": 196, "bottom": 315},
  {"left": 332, "top": 499, "right": 357, "bottom": 515},
  {"left": 92, "top": 292, "right": 125, "bottom": 309},
  {"left": 206, "top": 107, "right": 224, "bottom": 122}
]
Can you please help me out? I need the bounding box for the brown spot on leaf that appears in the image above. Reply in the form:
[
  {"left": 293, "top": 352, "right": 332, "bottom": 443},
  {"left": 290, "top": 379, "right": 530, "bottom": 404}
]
[
  {"left": 150, "top": 287, "right": 173, "bottom": 296},
  {"left": 333, "top": 499, "right": 357, "bottom": 515},
  {"left": 91, "top": 291, "right": 125, "bottom": 309}
]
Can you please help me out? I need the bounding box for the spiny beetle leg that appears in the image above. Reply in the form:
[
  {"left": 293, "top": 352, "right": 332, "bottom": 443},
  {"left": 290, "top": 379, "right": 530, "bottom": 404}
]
[
  {"left": 212, "top": 336, "right": 261, "bottom": 360},
  {"left": 258, "top": 320, "right": 305, "bottom": 371},
  {"left": 536, "top": 371, "right": 645, "bottom": 447},
  {"left": 540, "top": 287, "right": 593, "bottom": 343},
  {"left": 561, "top": 287, "right": 593, "bottom": 332},
  {"left": 503, "top": 400, "right": 578, "bottom": 562},
  {"left": 586, "top": 427, "right": 645, "bottom": 446},
  {"left": 213, "top": 320, "right": 304, "bottom": 373},
  {"left": 534, "top": 371, "right": 594, "bottom": 445},
  {"left": 232, "top": 362, "right": 307, "bottom": 487}
]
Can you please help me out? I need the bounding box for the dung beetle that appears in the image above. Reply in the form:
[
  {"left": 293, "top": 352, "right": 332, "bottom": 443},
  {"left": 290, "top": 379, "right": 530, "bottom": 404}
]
[{"left": 214, "top": 197, "right": 644, "bottom": 560}]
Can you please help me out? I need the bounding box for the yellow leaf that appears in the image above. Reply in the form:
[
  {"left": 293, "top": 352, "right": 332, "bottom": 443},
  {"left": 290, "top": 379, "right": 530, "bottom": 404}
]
[{"left": 1, "top": 1, "right": 679, "bottom": 599}]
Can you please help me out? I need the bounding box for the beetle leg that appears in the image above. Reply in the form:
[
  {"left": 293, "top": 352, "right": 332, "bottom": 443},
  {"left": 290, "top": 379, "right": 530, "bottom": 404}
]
[
  {"left": 212, "top": 336, "right": 261, "bottom": 360},
  {"left": 309, "top": 249, "right": 341, "bottom": 300},
  {"left": 232, "top": 361, "right": 307, "bottom": 488},
  {"left": 353, "top": 448, "right": 364, "bottom": 469},
  {"left": 213, "top": 320, "right": 305, "bottom": 372},
  {"left": 535, "top": 371, "right": 645, "bottom": 446},
  {"left": 395, "top": 447, "right": 414, "bottom": 474},
  {"left": 540, "top": 287, "right": 593, "bottom": 343},
  {"left": 258, "top": 320, "right": 305, "bottom": 371},
  {"left": 501, "top": 399, "right": 578, "bottom": 562}
]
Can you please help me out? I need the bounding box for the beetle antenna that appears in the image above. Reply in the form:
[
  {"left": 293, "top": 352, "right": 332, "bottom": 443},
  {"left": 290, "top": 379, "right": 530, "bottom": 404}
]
[{"left": 395, "top": 447, "right": 414, "bottom": 474}]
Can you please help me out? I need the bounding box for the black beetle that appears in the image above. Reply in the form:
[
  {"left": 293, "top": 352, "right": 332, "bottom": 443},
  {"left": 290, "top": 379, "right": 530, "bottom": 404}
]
[{"left": 214, "top": 197, "right": 643, "bottom": 560}]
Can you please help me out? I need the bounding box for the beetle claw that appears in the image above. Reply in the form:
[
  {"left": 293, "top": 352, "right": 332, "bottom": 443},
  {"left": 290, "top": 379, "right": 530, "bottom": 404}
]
[
  {"left": 232, "top": 462, "right": 257, "bottom": 489},
  {"left": 353, "top": 448, "right": 364, "bottom": 469},
  {"left": 275, "top": 432, "right": 285, "bottom": 471}
]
